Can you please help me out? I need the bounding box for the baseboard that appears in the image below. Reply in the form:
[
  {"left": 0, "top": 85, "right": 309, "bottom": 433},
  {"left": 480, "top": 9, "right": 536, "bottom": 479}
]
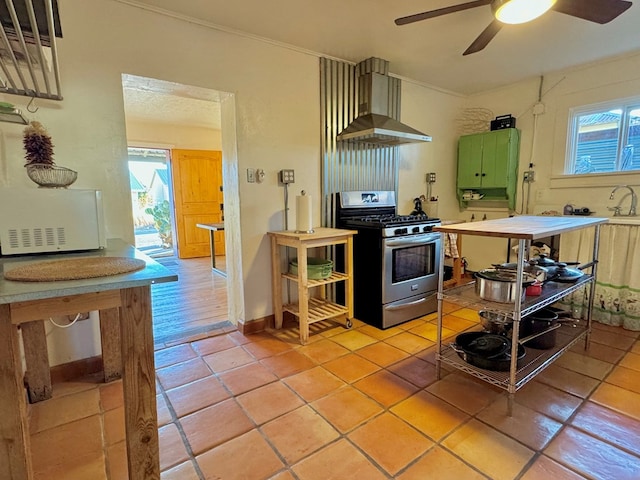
[
  {"left": 50, "top": 355, "right": 104, "bottom": 384},
  {"left": 238, "top": 314, "right": 271, "bottom": 334}
]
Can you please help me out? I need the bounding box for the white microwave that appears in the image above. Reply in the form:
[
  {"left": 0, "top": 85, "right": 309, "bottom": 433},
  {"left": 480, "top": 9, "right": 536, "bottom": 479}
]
[{"left": 0, "top": 188, "right": 106, "bottom": 255}]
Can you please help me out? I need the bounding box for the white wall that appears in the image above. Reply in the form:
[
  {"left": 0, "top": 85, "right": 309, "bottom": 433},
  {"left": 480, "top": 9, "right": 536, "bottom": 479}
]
[{"left": 125, "top": 120, "right": 222, "bottom": 150}]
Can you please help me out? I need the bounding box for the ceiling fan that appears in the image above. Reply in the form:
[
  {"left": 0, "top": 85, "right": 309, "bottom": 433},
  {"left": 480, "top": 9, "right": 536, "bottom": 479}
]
[{"left": 395, "top": 0, "right": 633, "bottom": 56}]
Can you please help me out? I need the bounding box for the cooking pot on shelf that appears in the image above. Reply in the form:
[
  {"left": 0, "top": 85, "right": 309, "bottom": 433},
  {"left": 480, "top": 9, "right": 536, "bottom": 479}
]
[
  {"left": 479, "top": 310, "right": 513, "bottom": 335},
  {"left": 520, "top": 308, "right": 559, "bottom": 349},
  {"left": 451, "top": 331, "right": 526, "bottom": 371},
  {"left": 492, "top": 261, "right": 549, "bottom": 282},
  {"left": 475, "top": 269, "right": 537, "bottom": 303}
]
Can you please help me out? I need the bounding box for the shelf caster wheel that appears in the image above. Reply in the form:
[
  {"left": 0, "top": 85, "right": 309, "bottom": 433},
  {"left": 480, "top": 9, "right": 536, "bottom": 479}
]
[{"left": 345, "top": 318, "right": 353, "bottom": 329}]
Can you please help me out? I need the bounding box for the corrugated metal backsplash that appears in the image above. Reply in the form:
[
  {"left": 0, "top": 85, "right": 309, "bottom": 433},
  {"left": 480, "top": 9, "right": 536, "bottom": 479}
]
[{"left": 320, "top": 57, "right": 399, "bottom": 227}]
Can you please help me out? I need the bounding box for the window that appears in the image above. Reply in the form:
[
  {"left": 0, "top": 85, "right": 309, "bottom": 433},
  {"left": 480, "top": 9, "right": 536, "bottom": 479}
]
[{"left": 567, "top": 99, "right": 640, "bottom": 174}]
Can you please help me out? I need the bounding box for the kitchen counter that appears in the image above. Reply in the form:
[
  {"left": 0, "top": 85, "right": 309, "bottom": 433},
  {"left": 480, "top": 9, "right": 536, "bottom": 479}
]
[{"left": 0, "top": 239, "right": 177, "bottom": 480}]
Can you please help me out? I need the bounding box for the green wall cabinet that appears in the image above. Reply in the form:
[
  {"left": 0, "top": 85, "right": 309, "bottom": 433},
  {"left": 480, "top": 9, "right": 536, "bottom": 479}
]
[{"left": 457, "top": 128, "right": 520, "bottom": 210}]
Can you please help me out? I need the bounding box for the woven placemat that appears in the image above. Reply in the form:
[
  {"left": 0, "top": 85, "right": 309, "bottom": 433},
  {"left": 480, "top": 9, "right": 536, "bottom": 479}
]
[{"left": 4, "top": 257, "right": 147, "bottom": 282}]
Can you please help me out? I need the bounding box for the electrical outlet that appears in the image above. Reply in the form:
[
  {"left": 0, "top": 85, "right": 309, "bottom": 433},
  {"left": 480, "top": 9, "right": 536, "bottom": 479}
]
[
  {"left": 247, "top": 168, "right": 256, "bottom": 183},
  {"left": 427, "top": 172, "right": 436, "bottom": 183},
  {"left": 279, "top": 169, "right": 295, "bottom": 184},
  {"left": 523, "top": 171, "right": 535, "bottom": 183}
]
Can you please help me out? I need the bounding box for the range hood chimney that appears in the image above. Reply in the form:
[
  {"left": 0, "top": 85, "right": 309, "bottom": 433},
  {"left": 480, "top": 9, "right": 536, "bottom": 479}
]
[{"left": 337, "top": 58, "right": 432, "bottom": 146}]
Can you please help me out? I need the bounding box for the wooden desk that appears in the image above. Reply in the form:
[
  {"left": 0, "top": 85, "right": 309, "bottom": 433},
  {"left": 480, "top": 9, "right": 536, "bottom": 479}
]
[
  {"left": 0, "top": 239, "right": 177, "bottom": 480},
  {"left": 196, "top": 222, "right": 225, "bottom": 274}
]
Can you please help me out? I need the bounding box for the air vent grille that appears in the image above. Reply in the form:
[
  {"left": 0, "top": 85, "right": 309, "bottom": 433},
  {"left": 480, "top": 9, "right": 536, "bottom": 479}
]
[{"left": 5, "top": 226, "right": 66, "bottom": 250}]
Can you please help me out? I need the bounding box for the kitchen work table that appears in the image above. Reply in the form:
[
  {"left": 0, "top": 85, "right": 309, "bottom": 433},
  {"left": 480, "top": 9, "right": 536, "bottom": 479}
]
[
  {"left": 196, "top": 222, "right": 225, "bottom": 274},
  {"left": 0, "top": 239, "right": 177, "bottom": 480}
]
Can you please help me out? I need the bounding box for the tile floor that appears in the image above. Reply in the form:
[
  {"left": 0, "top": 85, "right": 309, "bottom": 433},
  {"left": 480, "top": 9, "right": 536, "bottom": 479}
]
[{"left": 29, "top": 303, "right": 640, "bottom": 479}]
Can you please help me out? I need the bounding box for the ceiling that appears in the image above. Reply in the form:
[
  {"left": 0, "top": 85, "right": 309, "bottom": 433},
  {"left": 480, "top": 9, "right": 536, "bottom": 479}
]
[{"left": 126, "top": 0, "right": 640, "bottom": 96}]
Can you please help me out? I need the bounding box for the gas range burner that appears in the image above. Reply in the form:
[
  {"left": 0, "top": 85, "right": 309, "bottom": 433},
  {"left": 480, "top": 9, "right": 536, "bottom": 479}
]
[{"left": 346, "top": 213, "right": 433, "bottom": 228}]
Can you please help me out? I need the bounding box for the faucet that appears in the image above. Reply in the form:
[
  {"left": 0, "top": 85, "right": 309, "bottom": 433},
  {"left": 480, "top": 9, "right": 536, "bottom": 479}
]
[{"left": 609, "top": 185, "right": 637, "bottom": 216}]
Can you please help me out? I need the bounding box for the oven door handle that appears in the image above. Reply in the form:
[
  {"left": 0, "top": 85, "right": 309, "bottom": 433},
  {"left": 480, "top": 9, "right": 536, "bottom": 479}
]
[
  {"left": 384, "top": 234, "right": 440, "bottom": 247},
  {"left": 385, "top": 297, "right": 427, "bottom": 310}
]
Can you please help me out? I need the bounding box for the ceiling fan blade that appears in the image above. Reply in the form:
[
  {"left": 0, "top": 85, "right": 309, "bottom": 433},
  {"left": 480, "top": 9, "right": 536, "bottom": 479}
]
[
  {"left": 395, "top": 0, "right": 491, "bottom": 26},
  {"left": 463, "top": 20, "right": 503, "bottom": 55},
  {"left": 553, "top": 0, "right": 632, "bottom": 24}
]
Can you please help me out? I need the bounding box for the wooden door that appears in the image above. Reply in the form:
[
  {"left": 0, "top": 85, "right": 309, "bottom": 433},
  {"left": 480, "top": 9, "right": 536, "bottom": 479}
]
[
  {"left": 457, "top": 133, "right": 484, "bottom": 189},
  {"left": 171, "top": 149, "right": 224, "bottom": 259}
]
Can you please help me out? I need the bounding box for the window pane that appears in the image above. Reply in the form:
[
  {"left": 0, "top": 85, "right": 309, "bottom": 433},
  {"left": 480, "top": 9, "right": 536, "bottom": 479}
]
[
  {"left": 623, "top": 108, "right": 640, "bottom": 171},
  {"left": 574, "top": 111, "right": 620, "bottom": 174}
]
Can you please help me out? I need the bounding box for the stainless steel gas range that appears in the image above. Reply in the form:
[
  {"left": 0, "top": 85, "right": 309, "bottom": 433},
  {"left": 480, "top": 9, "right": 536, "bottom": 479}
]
[{"left": 336, "top": 191, "right": 441, "bottom": 329}]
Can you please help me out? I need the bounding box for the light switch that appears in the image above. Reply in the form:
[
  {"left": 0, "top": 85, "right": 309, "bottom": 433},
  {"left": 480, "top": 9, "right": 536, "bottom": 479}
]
[{"left": 247, "top": 168, "right": 256, "bottom": 183}]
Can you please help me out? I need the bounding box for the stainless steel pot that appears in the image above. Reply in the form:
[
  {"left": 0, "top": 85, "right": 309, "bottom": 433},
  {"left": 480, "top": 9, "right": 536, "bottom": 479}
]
[
  {"left": 492, "top": 262, "right": 549, "bottom": 282},
  {"left": 475, "top": 269, "right": 537, "bottom": 303},
  {"left": 479, "top": 310, "right": 513, "bottom": 335}
]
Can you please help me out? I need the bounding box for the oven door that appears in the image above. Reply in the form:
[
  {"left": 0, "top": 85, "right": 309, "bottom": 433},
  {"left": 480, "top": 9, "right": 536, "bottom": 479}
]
[{"left": 382, "top": 232, "right": 441, "bottom": 304}]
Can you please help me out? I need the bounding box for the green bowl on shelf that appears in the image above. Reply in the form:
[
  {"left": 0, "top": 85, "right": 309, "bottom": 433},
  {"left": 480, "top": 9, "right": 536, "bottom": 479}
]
[{"left": 289, "top": 257, "right": 333, "bottom": 279}]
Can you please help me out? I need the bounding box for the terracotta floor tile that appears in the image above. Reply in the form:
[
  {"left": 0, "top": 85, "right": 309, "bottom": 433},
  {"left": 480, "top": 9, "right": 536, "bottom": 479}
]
[
  {"left": 409, "top": 321, "right": 455, "bottom": 342},
  {"left": 106, "top": 441, "right": 127, "bottom": 480},
  {"left": 477, "top": 396, "right": 563, "bottom": 450},
  {"left": 516, "top": 381, "right": 583, "bottom": 422},
  {"left": 180, "top": 398, "right": 254, "bottom": 454},
  {"left": 357, "top": 324, "right": 403, "bottom": 340},
  {"left": 535, "top": 364, "right": 600, "bottom": 398},
  {"left": 414, "top": 345, "right": 438, "bottom": 364},
  {"left": 190, "top": 334, "right": 236, "bottom": 356},
  {"left": 520, "top": 455, "right": 588, "bottom": 480},
  {"left": 29, "top": 387, "right": 100, "bottom": 434},
  {"left": 268, "top": 326, "right": 308, "bottom": 346},
  {"left": 437, "top": 313, "right": 479, "bottom": 332},
  {"left": 311, "top": 386, "right": 383, "bottom": 433},
  {"left": 348, "top": 412, "right": 433, "bottom": 475},
  {"left": 619, "top": 351, "right": 640, "bottom": 372},
  {"left": 571, "top": 401, "right": 640, "bottom": 456},
  {"left": 48, "top": 375, "right": 102, "bottom": 398},
  {"left": 397, "top": 317, "right": 428, "bottom": 330},
  {"left": 154, "top": 343, "right": 197, "bottom": 369},
  {"left": 31, "top": 415, "right": 104, "bottom": 477},
  {"left": 554, "top": 350, "right": 613, "bottom": 380},
  {"left": 202, "top": 345, "right": 255, "bottom": 373},
  {"left": 196, "top": 430, "right": 284, "bottom": 480},
  {"left": 442, "top": 300, "right": 464, "bottom": 314},
  {"left": 329, "top": 329, "right": 378, "bottom": 350},
  {"left": 606, "top": 365, "right": 640, "bottom": 394},
  {"left": 442, "top": 419, "right": 535, "bottom": 480},
  {"left": 388, "top": 356, "right": 438, "bottom": 388},
  {"left": 165, "top": 376, "right": 230, "bottom": 418},
  {"left": 315, "top": 320, "right": 348, "bottom": 338},
  {"left": 570, "top": 341, "right": 626, "bottom": 364},
  {"left": 260, "top": 349, "right": 317, "bottom": 378},
  {"left": 268, "top": 471, "right": 297, "bottom": 480},
  {"left": 160, "top": 460, "right": 200, "bottom": 480},
  {"left": 242, "top": 336, "right": 294, "bottom": 359},
  {"left": 292, "top": 438, "right": 387, "bottom": 480},
  {"left": 593, "top": 321, "right": 640, "bottom": 338},
  {"left": 632, "top": 341, "right": 640, "bottom": 354},
  {"left": 322, "top": 353, "right": 380, "bottom": 383},
  {"left": 354, "top": 369, "right": 419, "bottom": 407},
  {"left": 158, "top": 422, "right": 190, "bottom": 471},
  {"left": 261, "top": 405, "right": 340, "bottom": 463},
  {"left": 99, "top": 380, "right": 124, "bottom": 411},
  {"left": 447, "top": 307, "right": 482, "bottom": 323},
  {"left": 590, "top": 329, "right": 636, "bottom": 350},
  {"left": 590, "top": 382, "right": 640, "bottom": 421},
  {"left": 356, "top": 341, "right": 410, "bottom": 367},
  {"left": 385, "top": 331, "right": 435, "bottom": 355},
  {"left": 545, "top": 426, "right": 640, "bottom": 480},
  {"left": 396, "top": 446, "right": 487, "bottom": 480},
  {"left": 157, "top": 393, "right": 172, "bottom": 426},
  {"left": 426, "top": 373, "right": 502, "bottom": 415},
  {"left": 218, "top": 361, "right": 277, "bottom": 395},
  {"left": 390, "top": 390, "right": 468, "bottom": 441},
  {"left": 104, "top": 405, "right": 125, "bottom": 446},
  {"left": 298, "top": 338, "right": 350, "bottom": 363},
  {"left": 227, "top": 330, "right": 258, "bottom": 345},
  {"left": 156, "top": 357, "right": 212, "bottom": 390},
  {"left": 237, "top": 381, "right": 305, "bottom": 424},
  {"left": 283, "top": 366, "right": 346, "bottom": 402}
]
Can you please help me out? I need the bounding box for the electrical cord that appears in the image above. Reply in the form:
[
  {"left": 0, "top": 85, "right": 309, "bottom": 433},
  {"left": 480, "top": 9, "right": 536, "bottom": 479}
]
[{"left": 49, "top": 313, "right": 82, "bottom": 329}]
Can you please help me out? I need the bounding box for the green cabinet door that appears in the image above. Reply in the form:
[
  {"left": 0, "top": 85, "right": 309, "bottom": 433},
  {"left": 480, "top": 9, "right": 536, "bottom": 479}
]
[{"left": 457, "top": 128, "right": 520, "bottom": 209}]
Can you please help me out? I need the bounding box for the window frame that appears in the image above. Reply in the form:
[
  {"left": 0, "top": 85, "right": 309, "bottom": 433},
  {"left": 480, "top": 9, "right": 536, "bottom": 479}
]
[{"left": 566, "top": 96, "right": 640, "bottom": 175}]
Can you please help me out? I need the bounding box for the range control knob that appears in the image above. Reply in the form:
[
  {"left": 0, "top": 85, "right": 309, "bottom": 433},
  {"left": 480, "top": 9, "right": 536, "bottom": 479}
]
[
  {"left": 423, "top": 226, "right": 432, "bottom": 232},
  {"left": 412, "top": 226, "right": 420, "bottom": 233},
  {"left": 393, "top": 228, "right": 404, "bottom": 236}
]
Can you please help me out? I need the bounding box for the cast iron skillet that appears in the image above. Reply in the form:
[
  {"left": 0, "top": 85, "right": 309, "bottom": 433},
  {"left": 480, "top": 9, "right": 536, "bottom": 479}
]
[{"left": 451, "top": 331, "right": 526, "bottom": 371}]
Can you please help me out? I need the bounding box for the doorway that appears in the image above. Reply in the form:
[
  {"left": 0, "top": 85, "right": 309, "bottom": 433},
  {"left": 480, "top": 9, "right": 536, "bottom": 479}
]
[{"left": 121, "top": 74, "right": 242, "bottom": 344}]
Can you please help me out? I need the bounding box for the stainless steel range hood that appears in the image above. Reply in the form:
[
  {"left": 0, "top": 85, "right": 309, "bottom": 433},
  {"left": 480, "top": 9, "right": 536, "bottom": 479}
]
[{"left": 337, "top": 58, "right": 432, "bottom": 146}]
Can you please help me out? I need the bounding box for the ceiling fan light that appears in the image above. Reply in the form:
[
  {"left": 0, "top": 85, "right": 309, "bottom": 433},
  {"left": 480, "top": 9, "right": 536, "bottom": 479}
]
[{"left": 492, "top": 0, "right": 556, "bottom": 24}]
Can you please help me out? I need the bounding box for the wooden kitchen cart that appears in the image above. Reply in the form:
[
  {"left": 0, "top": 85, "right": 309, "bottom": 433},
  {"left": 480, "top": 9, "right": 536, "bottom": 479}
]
[
  {"left": 434, "top": 216, "right": 608, "bottom": 414},
  {"left": 268, "top": 228, "right": 356, "bottom": 344}
]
